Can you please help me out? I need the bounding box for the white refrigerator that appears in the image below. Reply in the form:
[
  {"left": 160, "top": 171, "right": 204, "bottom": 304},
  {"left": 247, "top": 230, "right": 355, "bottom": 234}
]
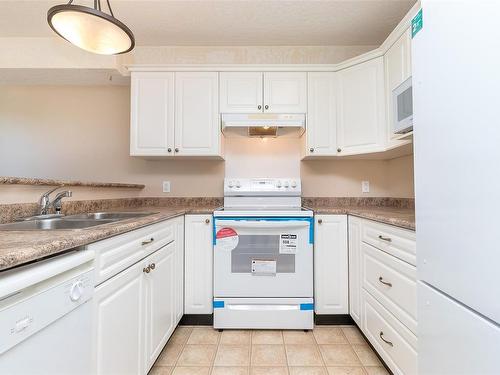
[{"left": 413, "top": 1, "right": 500, "bottom": 374}]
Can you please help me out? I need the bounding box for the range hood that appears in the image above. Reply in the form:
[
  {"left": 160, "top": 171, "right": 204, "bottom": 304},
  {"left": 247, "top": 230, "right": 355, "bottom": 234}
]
[{"left": 221, "top": 113, "right": 305, "bottom": 138}]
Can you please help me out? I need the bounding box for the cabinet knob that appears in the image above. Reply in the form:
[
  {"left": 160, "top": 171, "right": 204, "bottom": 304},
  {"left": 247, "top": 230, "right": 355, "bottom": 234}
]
[
  {"left": 337, "top": 148, "right": 342, "bottom": 153},
  {"left": 318, "top": 219, "right": 322, "bottom": 224},
  {"left": 143, "top": 266, "right": 151, "bottom": 274},
  {"left": 264, "top": 105, "right": 269, "bottom": 110},
  {"left": 309, "top": 148, "right": 314, "bottom": 153},
  {"left": 258, "top": 105, "right": 262, "bottom": 110},
  {"left": 167, "top": 148, "right": 172, "bottom": 153},
  {"left": 150, "top": 263, "right": 156, "bottom": 270},
  {"left": 205, "top": 218, "right": 210, "bottom": 224},
  {"left": 175, "top": 148, "right": 179, "bottom": 153}
]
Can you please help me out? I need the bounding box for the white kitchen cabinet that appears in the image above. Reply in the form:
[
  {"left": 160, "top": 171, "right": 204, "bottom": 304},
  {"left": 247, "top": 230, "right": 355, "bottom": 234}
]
[
  {"left": 130, "top": 72, "right": 175, "bottom": 156},
  {"left": 174, "top": 72, "right": 221, "bottom": 156},
  {"left": 337, "top": 57, "right": 386, "bottom": 155},
  {"left": 314, "top": 215, "right": 348, "bottom": 315},
  {"left": 173, "top": 217, "right": 185, "bottom": 325},
  {"left": 348, "top": 216, "right": 363, "bottom": 326},
  {"left": 305, "top": 72, "right": 339, "bottom": 157},
  {"left": 264, "top": 72, "right": 307, "bottom": 113},
  {"left": 93, "top": 258, "right": 145, "bottom": 375},
  {"left": 220, "top": 72, "right": 263, "bottom": 113},
  {"left": 144, "top": 241, "right": 176, "bottom": 372},
  {"left": 184, "top": 214, "right": 214, "bottom": 314},
  {"left": 385, "top": 28, "right": 412, "bottom": 138}
]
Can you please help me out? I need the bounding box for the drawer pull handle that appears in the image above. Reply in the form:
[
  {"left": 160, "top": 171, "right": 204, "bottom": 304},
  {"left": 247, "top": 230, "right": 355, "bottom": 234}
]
[
  {"left": 379, "top": 331, "right": 394, "bottom": 347},
  {"left": 143, "top": 266, "right": 151, "bottom": 274},
  {"left": 378, "top": 235, "right": 392, "bottom": 242},
  {"left": 378, "top": 276, "right": 392, "bottom": 287},
  {"left": 150, "top": 263, "right": 156, "bottom": 270},
  {"left": 142, "top": 238, "right": 154, "bottom": 245}
]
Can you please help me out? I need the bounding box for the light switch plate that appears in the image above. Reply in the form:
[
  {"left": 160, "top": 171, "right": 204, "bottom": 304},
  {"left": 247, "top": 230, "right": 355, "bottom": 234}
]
[
  {"left": 362, "top": 180, "right": 370, "bottom": 193},
  {"left": 162, "top": 181, "right": 171, "bottom": 193}
]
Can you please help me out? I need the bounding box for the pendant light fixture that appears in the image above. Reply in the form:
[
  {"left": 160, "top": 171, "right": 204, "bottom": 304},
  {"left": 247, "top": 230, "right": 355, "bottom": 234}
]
[{"left": 47, "top": 0, "right": 135, "bottom": 55}]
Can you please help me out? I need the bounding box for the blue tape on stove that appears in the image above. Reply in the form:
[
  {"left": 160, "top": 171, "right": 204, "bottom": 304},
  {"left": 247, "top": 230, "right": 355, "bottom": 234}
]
[
  {"left": 213, "top": 300, "right": 225, "bottom": 309},
  {"left": 300, "top": 303, "right": 314, "bottom": 311}
]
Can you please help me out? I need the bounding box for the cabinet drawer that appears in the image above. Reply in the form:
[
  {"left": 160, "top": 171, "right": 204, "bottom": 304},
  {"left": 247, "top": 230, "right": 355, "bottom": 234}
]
[
  {"left": 90, "top": 219, "right": 175, "bottom": 285},
  {"left": 362, "top": 242, "right": 417, "bottom": 334},
  {"left": 362, "top": 289, "right": 417, "bottom": 375},
  {"left": 361, "top": 219, "right": 416, "bottom": 266}
]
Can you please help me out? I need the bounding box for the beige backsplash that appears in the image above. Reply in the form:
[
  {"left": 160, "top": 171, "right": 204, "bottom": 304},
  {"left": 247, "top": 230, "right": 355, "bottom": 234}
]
[{"left": 0, "top": 85, "right": 414, "bottom": 204}]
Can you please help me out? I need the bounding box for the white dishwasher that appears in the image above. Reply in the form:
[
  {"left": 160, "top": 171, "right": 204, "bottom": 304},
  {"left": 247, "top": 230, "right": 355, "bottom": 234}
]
[{"left": 0, "top": 249, "right": 94, "bottom": 375}]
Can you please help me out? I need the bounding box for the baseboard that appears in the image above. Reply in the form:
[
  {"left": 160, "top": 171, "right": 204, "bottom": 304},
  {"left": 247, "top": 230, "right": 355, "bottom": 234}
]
[
  {"left": 314, "top": 314, "right": 354, "bottom": 325},
  {"left": 179, "top": 314, "right": 213, "bottom": 326}
]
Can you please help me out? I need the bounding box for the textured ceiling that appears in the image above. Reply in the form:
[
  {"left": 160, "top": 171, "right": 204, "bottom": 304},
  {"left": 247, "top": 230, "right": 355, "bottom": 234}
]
[{"left": 0, "top": 0, "right": 416, "bottom": 46}]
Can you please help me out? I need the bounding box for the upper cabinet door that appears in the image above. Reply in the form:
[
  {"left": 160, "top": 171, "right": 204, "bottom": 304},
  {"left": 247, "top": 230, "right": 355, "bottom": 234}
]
[
  {"left": 306, "top": 72, "right": 338, "bottom": 156},
  {"left": 385, "top": 28, "right": 412, "bottom": 137},
  {"left": 175, "top": 72, "right": 220, "bottom": 156},
  {"left": 337, "top": 57, "right": 386, "bottom": 155},
  {"left": 263, "top": 72, "right": 307, "bottom": 113},
  {"left": 130, "top": 72, "right": 175, "bottom": 156},
  {"left": 220, "top": 72, "right": 263, "bottom": 113}
]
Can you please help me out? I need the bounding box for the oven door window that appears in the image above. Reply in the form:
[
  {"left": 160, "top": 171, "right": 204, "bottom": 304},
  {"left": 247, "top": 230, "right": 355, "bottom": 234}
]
[{"left": 231, "top": 234, "right": 295, "bottom": 274}]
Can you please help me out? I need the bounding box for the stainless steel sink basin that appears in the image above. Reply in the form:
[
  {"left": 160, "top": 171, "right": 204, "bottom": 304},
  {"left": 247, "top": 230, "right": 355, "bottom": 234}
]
[
  {"left": 0, "top": 218, "right": 117, "bottom": 231},
  {"left": 64, "top": 212, "right": 157, "bottom": 220}
]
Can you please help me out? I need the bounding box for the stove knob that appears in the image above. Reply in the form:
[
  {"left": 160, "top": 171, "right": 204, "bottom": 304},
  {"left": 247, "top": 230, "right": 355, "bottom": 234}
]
[
  {"left": 291, "top": 180, "right": 297, "bottom": 188},
  {"left": 276, "top": 181, "right": 282, "bottom": 188},
  {"left": 235, "top": 180, "right": 241, "bottom": 188},
  {"left": 70, "top": 280, "right": 84, "bottom": 302},
  {"left": 228, "top": 181, "right": 234, "bottom": 188},
  {"left": 284, "top": 181, "right": 290, "bottom": 188}
]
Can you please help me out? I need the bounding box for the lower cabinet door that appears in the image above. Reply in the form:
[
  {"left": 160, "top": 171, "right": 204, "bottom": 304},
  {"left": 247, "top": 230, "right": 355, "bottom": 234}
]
[
  {"left": 144, "top": 241, "right": 176, "bottom": 372},
  {"left": 348, "top": 216, "right": 363, "bottom": 326},
  {"left": 314, "top": 215, "right": 348, "bottom": 314},
  {"left": 93, "top": 260, "right": 145, "bottom": 375},
  {"left": 174, "top": 217, "right": 185, "bottom": 325}
]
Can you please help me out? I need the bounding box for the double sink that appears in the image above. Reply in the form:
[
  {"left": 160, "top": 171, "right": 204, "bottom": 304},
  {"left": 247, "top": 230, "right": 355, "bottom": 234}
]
[{"left": 0, "top": 212, "right": 158, "bottom": 231}]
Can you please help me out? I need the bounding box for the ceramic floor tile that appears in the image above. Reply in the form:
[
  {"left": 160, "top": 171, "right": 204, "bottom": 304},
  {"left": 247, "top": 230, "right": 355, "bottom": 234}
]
[
  {"left": 283, "top": 330, "right": 316, "bottom": 345},
  {"left": 340, "top": 327, "right": 366, "bottom": 345},
  {"left": 220, "top": 330, "right": 252, "bottom": 345},
  {"left": 351, "top": 345, "right": 382, "bottom": 366},
  {"left": 313, "top": 328, "right": 348, "bottom": 345},
  {"left": 177, "top": 344, "right": 217, "bottom": 366},
  {"left": 252, "top": 330, "right": 284, "bottom": 344},
  {"left": 171, "top": 367, "right": 211, "bottom": 375},
  {"left": 319, "top": 345, "right": 362, "bottom": 366},
  {"left": 187, "top": 327, "right": 220, "bottom": 345},
  {"left": 326, "top": 367, "right": 366, "bottom": 375},
  {"left": 149, "top": 366, "right": 174, "bottom": 375},
  {"left": 169, "top": 327, "right": 194, "bottom": 345},
  {"left": 251, "top": 344, "right": 287, "bottom": 366},
  {"left": 214, "top": 345, "right": 251, "bottom": 366},
  {"left": 288, "top": 366, "right": 329, "bottom": 375},
  {"left": 363, "top": 367, "right": 389, "bottom": 375},
  {"left": 157, "top": 344, "right": 184, "bottom": 366},
  {"left": 250, "top": 366, "right": 289, "bottom": 375},
  {"left": 211, "top": 366, "right": 250, "bottom": 375},
  {"left": 285, "top": 344, "right": 324, "bottom": 366}
]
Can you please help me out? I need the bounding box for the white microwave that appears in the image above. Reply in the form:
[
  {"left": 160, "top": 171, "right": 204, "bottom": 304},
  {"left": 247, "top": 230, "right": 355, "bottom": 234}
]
[{"left": 392, "top": 76, "right": 413, "bottom": 134}]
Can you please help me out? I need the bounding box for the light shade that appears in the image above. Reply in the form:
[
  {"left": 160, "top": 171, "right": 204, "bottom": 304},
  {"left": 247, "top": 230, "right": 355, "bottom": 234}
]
[{"left": 47, "top": 4, "right": 134, "bottom": 55}]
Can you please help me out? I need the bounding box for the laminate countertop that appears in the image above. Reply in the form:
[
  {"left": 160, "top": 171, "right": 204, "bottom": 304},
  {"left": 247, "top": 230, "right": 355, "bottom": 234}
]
[{"left": 0, "top": 206, "right": 218, "bottom": 272}]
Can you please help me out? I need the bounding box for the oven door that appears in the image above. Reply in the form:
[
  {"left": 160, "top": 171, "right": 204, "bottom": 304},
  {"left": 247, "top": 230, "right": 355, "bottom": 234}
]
[{"left": 213, "top": 217, "right": 313, "bottom": 298}]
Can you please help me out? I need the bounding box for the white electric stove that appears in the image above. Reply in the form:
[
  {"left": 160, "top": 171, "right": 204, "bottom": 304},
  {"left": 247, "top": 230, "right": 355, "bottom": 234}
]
[{"left": 213, "top": 178, "right": 314, "bottom": 330}]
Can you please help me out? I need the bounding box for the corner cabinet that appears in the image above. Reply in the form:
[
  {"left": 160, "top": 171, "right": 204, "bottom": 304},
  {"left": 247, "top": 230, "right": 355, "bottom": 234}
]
[
  {"left": 314, "top": 215, "right": 349, "bottom": 315},
  {"left": 130, "top": 72, "right": 223, "bottom": 158}
]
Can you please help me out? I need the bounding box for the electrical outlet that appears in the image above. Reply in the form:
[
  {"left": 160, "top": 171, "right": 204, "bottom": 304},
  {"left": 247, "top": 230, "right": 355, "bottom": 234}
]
[
  {"left": 162, "top": 181, "right": 171, "bottom": 193},
  {"left": 362, "top": 180, "right": 370, "bottom": 193}
]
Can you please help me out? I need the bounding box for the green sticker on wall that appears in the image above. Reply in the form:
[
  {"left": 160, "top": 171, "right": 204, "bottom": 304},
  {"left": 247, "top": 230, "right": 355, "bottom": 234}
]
[{"left": 412, "top": 9, "right": 423, "bottom": 38}]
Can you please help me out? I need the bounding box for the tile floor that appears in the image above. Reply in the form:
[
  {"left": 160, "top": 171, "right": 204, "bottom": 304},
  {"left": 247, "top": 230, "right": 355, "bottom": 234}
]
[{"left": 149, "top": 325, "right": 389, "bottom": 375}]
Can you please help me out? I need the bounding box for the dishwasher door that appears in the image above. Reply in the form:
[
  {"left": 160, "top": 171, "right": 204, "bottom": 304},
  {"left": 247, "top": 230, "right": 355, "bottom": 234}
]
[{"left": 0, "top": 253, "right": 94, "bottom": 375}]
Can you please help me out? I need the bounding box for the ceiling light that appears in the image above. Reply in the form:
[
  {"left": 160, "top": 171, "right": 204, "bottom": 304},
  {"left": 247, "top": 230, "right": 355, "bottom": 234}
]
[{"left": 47, "top": 0, "right": 135, "bottom": 55}]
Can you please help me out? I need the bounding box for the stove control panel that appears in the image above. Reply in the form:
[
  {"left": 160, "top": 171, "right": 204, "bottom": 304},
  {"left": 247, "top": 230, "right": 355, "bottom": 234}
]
[{"left": 224, "top": 178, "right": 301, "bottom": 196}]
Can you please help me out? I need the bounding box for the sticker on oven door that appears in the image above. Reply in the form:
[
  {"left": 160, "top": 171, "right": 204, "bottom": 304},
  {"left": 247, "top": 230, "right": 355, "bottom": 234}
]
[
  {"left": 279, "top": 234, "right": 298, "bottom": 254},
  {"left": 216, "top": 227, "right": 239, "bottom": 251},
  {"left": 251, "top": 259, "right": 276, "bottom": 276}
]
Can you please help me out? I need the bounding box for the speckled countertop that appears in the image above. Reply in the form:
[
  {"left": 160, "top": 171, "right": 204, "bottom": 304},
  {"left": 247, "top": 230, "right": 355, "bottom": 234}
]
[{"left": 0, "top": 205, "right": 219, "bottom": 272}]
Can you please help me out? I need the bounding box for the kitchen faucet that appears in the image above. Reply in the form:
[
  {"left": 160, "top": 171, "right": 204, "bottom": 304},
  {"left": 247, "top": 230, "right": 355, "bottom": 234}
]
[{"left": 38, "top": 187, "right": 72, "bottom": 215}]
